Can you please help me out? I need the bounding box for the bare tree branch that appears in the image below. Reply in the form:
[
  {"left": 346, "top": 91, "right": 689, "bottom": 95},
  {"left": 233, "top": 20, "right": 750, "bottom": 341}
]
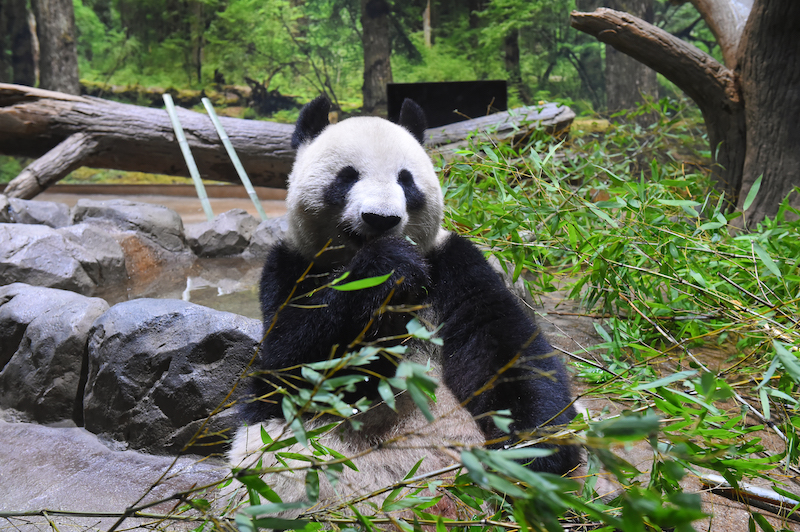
[{"left": 688, "top": 0, "right": 753, "bottom": 69}]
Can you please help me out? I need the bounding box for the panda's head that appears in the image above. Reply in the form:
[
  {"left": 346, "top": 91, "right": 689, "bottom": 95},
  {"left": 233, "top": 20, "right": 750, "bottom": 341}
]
[{"left": 285, "top": 96, "right": 444, "bottom": 266}]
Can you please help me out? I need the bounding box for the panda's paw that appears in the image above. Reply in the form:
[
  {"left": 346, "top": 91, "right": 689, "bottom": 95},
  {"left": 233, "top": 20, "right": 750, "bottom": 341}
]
[{"left": 350, "top": 236, "right": 430, "bottom": 292}]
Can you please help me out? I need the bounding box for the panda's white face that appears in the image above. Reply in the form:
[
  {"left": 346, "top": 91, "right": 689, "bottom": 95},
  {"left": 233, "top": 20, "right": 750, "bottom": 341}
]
[{"left": 286, "top": 116, "right": 444, "bottom": 266}]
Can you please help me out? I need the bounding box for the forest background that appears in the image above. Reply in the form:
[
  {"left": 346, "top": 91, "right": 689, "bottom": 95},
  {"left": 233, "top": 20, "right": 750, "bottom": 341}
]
[{"left": 1, "top": 0, "right": 714, "bottom": 122}]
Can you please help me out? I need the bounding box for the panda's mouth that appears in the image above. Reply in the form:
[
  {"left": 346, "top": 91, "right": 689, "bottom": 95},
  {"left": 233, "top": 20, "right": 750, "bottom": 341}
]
[
  {"left": 340, "top": 227, "right": 367, "bottom": 247},
  {"left": 341, "top": 227, "right": 394, "bottom": 250}
]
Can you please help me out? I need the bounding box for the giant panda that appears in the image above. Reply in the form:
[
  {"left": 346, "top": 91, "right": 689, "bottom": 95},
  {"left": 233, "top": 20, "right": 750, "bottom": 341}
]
[{"left": 227, "top": 96, "right": 580, "bottom": 518}]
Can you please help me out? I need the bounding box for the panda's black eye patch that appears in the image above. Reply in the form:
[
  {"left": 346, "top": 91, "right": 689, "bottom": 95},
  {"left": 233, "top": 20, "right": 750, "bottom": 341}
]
[
  {"left": 323, "top": 165, "right": 360, "bottom": 207},
  {"left": 398, "top": 169, "right": 426, "bottom": 211},
  {"left": 338, "top": 165, "right": 359, "bottom": 184}
]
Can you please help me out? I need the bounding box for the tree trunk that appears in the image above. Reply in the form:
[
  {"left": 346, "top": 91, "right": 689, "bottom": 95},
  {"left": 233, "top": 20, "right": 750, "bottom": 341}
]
[
  {"left": 571, "top": 8, "right": 745, "bottom": 208},
  {"left": 735, "top": 0, "right": 800, "bottom": 223},
  {"left": 0, "top": 0, "right": 37, "bottom": 86},
  {"left": 573, "top": 2, "right": 799, "bottom": 223},
  {"left": 361, "top": 0, "right": 392, "bottom": 116},
  {"left": 605, "top": 0, "right": 658, "bottom": 124},
  {"left": 504, "top": 29, "right": 531, "bottom": 105},
  {"left": 423, "top": 0, "right": 432, "bottom": 48},
  {"left": 31, "top": 0, "right": 79, "bottom": 95},
  {"left": 0, "top": 84, "right": 573, "bottom": 199},
  {"left": 190, "top": 0, "right": 204, "bottom": 85}
]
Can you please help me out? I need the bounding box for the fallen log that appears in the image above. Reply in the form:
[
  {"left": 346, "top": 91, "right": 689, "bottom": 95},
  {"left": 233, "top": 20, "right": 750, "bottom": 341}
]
[
  {"left": 0, "top": 84, "right": 574, "bottom": 199},
  {"left": 0, "top": 84, "right": 296, "bottom": 199}
]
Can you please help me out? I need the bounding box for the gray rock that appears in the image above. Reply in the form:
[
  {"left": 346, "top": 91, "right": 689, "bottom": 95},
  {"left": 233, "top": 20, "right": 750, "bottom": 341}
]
[
  {"left": 0, "top": 283, "right": 109, "bottom": 423},
  {"left": 0, "top": 222, "right": 128, "bottom": 294},
  {"left": 245, "top": 215, "right": 289, "bottom": 258},
  {"left": 186, "top": 208, "right": 259, "bottom": 257},
  {"left": 0, "top": 419, "right": 226, "bottom": 527},
  {"left": 0, "top": 223, "right": 95, "bottom": 293},
  {"left": 84, "top": 298, "right": 261, "bottom": 454},
  {"left": 8, "top": 197, "right": 71, "bottom": 228},
  {"left": 71, "top": 198, "right": 189, "bottom": 253},
  {"left": 59, "top": 223, "right": 127, "bottom": 286}
]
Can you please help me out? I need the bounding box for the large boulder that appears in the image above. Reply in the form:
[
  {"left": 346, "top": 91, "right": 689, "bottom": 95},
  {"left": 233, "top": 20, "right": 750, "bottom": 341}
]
[
  {"left": 186, "top": 208, "right": 259, "bottom": 257},
  {"left": 0, "top": 419, "right": 226, "bottom": 524},
  {"left": 8, "top": 197, "right": 71, "bottom": 228},
  {"left": 245, "top": 215, "right": 289, "bottom": 258},
  {"left": 84, "top": 298, "right": 261, "bottom": 454},
  {"left": 0, "top": 223, "right": 95, "bottom": 293},
  {"left": 71, "top": 198, "right": 190, "bottom": 254},
  {"left": 59, "top": 223, "right": 128, "bottom": 286},
  {"left": 0, "top": 223, "right": 127, "bottom": 294},
  {"left": 0, "top": 283, "right": 109, "bottom": 423}
]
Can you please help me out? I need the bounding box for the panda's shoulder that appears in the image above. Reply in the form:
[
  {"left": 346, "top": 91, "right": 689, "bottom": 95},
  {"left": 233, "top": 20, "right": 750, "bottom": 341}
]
[
  {"left": 260, "top": 240, "right": 309, "bottom": 292},
  {"left": 426, "top": 230, "right": 498, "bottom": 279}
]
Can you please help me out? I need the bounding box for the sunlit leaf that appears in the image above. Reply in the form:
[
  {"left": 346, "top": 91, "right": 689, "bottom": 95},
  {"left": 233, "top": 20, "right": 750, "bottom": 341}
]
[{"left": 331, "top": 271, "right": 393, "bottom": 291}]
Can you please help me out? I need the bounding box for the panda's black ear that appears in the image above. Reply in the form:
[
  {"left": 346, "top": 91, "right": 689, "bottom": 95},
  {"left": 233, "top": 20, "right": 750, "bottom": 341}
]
[
  {"left": 398, "top": 98, "right": 427, "bottom": 145},
  {"left": 291, "top": 95, "right": 331, "bottom": 149}
]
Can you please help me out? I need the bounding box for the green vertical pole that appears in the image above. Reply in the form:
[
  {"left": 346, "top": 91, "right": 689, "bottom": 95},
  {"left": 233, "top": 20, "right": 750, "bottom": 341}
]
[
  {"left": 202, "top": 97, "right": 268, "bottom": 221},
  {"left": 163, "top": 94, "right": 214, "bottom": 221}
]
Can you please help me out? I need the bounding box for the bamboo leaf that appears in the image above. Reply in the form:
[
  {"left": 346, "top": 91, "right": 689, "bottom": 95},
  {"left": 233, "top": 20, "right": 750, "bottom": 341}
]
[
  {"left": 633, "top": 370, "right": 698, "bottom": 390},
  {"left": 753, "top": 242, "right": 781, "bottom": 278},
  {"left": 331, "top": 271, "right": 393, "bottom": 291},
  {"left": 742, "top": 174, "right": 763, "bottom": 211}
]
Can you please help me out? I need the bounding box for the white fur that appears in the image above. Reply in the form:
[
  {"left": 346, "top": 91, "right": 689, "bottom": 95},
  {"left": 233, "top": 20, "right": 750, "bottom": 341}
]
[
  {"left": 285, "top": 117, "right": 444, "bottom": 266},
  {"left": 227, "top": 377, "right": 484, "bottom": 518}
]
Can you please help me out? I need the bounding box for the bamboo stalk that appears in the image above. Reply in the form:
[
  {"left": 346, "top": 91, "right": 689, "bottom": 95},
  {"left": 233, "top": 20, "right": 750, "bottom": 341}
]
[
  {"left": 163, "top": 94, "right": 214, "bottom": 221},
  {"left": 202, "top": 97, "right": 268, "bottom": 221}
]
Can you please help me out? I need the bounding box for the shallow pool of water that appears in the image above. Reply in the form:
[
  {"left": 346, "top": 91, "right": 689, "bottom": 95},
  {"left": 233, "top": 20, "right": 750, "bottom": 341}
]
[{"left": 94, "top": 257, "right": 264, "bottom": 320}]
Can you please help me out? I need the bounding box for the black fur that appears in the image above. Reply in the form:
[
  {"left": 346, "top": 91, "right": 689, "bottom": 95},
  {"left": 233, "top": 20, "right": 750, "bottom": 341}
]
[
  {"left": 291, "top": 95, "right": 331, "bottom": 149},
  {"left": 247, "top": 232, "right": 580, "bottom": 475},
  {"left": 398, "top": 169, "right": 426, "bottom": 211},
  {"left": 397, "top": 98, "right": 427, "bottom": 145},
  {"left": 323, "top": 165, "right": 359, "bottom": 207},
  {"left": 247, "top": 236, "right": 430, "bottom": 423},
  {"left": 427, "top": 234, "right": 580, "bottom": 474}
]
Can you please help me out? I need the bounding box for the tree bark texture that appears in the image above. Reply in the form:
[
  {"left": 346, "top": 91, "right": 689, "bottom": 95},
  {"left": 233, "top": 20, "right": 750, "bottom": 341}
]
[
  {"left": 604, "top": 0, "right": 658, "bottom": 123},
  {"left": 571, "top": 8, "right": 745, "bottom": 206},
  {"left": 360, "top": 0, "right": 392, "bottom": 116},
  {"left": 0, "top": 0, "right": 37, "bottom": 85},
  {"left": 0, "top": 84, "right": 573, "bottom": 199},
  {"left": 31, "top": 0, "right": 79, "bottom": 95},
  {"left": 688, "top": 0, "right": 752, "bottom": 69},
  {"left": 735, "top": 0, "right": 800, "bottom": 222}
]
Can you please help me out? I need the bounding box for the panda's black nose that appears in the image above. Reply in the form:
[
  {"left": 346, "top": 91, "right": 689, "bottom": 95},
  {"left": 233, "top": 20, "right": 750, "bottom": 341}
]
[{"left": 362, "top": 212, "right": 401, "bottom": 232}]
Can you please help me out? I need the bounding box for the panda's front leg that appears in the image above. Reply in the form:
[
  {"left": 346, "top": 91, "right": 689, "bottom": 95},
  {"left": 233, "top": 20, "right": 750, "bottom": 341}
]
[
  {"left": 246, "top": 238, "right": 429, "bottom": 422},
  {"left": 428, "top": 234, "right": 581, "bottom": 475}
]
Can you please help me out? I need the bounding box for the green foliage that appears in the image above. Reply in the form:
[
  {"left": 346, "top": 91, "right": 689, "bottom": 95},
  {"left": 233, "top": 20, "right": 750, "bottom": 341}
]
[
  {"left": 0, "top": 155, "right": 25, "bottom": 184},
  {"left": 71, "top": 0, "right": 721, "bottom": 115}
]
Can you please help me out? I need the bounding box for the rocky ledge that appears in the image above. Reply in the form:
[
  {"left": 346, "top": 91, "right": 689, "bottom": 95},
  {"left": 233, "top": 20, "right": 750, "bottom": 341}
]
[{"left": 0, "top": 194, "right": 282, "bottom": 452}]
